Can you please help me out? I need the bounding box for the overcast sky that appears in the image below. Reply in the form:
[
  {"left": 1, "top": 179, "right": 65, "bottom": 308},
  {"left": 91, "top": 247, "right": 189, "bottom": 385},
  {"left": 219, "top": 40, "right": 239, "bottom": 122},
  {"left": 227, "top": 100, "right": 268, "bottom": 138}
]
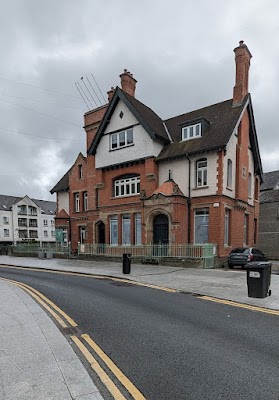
[{"left": 0, "top": 0, "right": 278, "bottom": 202}]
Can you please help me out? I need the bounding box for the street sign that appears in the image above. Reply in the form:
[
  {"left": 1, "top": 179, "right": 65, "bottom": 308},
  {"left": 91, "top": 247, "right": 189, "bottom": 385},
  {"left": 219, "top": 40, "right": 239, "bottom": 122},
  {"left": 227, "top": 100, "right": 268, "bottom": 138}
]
[{"left": 55, "top": 229, "right": 64, "bottom": 242}]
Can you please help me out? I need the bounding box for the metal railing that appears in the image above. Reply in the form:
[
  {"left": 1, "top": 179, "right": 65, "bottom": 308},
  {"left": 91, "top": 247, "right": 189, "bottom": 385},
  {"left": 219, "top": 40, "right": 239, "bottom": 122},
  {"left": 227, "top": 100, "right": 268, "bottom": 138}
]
[
  {"left": 12, "top": 242, "right": 69, "bottom": 255},
  {"left": 78, "top": 243, "right": 216, "bottom": 268}
]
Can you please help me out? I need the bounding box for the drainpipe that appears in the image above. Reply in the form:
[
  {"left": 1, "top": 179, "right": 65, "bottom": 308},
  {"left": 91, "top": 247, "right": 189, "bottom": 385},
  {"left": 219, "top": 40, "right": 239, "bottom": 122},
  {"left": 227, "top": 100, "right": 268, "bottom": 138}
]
[{"left": 186, "top": 155, "right": 191, "bottom": 244}]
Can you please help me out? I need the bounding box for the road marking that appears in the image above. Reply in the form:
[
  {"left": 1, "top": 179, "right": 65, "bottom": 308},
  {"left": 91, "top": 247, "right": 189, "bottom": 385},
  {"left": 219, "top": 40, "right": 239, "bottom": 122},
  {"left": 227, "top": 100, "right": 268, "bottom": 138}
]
[
  {"left": 11, "top": 279, "right": 77, "bottom": 327},
  {"left": 0, "top": 277, "right": 68, "bottom": 328},
  {"left": 82, "top": 334, "right": 146, "bottom": 400},
  {"left": 199, "top": 295, "right": 279, "bottom": 316},
  {"left": 0, "top": 274, "right": 146, "bottom": 398},
  {"left": 71, "top": 335, "right": 127, "bottom": 400},
  {"left": 0, "top": 264, "right": 176, "bottom": 293}
]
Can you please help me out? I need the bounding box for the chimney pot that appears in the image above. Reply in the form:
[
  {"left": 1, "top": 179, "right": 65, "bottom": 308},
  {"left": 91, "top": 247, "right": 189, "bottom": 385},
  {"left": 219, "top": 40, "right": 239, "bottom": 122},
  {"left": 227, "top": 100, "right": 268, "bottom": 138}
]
[
  {"left": 239, "top": 40, "right": 244, "bottom": 45},
  {"left": 120, "top": 69, "right": 137, "bottom": 97},
  {"left": 107, "top": 86, "right": 115, "bottom": 102}
]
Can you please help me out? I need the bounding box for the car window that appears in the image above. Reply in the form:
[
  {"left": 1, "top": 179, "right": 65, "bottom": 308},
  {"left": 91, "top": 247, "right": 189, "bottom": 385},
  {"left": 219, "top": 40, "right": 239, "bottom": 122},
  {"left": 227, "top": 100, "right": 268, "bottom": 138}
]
[
  {"left": 243, "top": 249, "right": 250, "bottom": 255},
  {"left": 252, "top": 249, "right": 259, "bottom": 255},
  {"left": 230, "top": 248, "right": 246, "bottom": 254}
]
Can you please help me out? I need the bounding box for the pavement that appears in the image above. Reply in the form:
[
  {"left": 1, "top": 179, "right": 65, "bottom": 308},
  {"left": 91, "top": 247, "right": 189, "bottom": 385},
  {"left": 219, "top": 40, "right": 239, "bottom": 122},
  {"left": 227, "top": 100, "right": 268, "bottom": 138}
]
[{"left": 0, "top": 255, "right": 279, "bottom": 399}]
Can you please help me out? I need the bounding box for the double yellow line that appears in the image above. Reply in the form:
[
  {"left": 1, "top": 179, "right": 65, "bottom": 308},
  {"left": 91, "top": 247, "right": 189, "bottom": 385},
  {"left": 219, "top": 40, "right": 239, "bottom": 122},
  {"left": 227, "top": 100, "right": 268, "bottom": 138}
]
[
  {"left": 0, "top": 277, "right": 77, "bottom": 328},
  {"left": 0, "top": 277, "right": 146, "bottom": 399},
  {"left": 199, "top": 295, "right": 279, "bottom": 316},
  {"left": 0, "top": 264, "right": 176, "bottom": 293}
]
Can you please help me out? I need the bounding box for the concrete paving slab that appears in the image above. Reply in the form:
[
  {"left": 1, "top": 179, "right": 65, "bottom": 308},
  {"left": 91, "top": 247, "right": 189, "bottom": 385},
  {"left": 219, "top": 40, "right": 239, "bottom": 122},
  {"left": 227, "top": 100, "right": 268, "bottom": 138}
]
[{"left": 0, "top": 280, "right": 104, "bottom": 400}]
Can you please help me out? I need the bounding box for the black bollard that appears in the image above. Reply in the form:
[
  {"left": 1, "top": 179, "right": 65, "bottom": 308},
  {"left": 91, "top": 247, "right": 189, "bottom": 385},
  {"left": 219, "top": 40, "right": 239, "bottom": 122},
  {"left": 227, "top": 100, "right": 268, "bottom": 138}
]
[{"left": 123, "top": 253, "right": 131, "bottom": 274}]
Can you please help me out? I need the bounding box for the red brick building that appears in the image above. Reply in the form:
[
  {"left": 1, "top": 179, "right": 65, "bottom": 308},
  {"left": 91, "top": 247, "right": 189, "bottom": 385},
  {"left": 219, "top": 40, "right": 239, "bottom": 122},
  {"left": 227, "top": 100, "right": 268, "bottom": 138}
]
[{"left": 51, "top": 41, "right": 262, "bottom": 260}]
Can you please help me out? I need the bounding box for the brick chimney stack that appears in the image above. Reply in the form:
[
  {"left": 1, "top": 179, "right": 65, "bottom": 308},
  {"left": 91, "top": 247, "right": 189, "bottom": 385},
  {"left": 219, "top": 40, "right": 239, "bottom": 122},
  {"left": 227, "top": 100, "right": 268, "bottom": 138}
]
[
  {"left": 233, "top": 41, "right": 252, "bottom": 106},
  {"left": 120, "top": 69, "right": 137, "bottom": 97},
  {"left": 107, "top": 86, "right": 115, "bottom": 102}
]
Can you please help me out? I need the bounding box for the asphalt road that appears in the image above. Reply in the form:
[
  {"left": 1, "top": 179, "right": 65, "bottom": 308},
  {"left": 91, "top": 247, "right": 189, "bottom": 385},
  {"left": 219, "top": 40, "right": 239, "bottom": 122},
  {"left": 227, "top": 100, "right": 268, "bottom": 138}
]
[{"left": 1, "top": 266, "right": 279, "bottom": 400}]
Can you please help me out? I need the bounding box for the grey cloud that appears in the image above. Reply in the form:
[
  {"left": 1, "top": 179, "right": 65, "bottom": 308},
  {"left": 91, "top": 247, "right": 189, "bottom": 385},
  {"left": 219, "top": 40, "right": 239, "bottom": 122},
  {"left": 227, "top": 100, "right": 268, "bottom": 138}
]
[{"left": 0, "top": 0, "right": 279, "bottom": 200}]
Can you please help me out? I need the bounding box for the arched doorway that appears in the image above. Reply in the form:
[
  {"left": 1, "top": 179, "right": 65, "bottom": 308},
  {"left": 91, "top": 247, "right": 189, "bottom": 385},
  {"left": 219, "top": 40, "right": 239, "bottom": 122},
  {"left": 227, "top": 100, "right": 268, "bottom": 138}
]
[
  {"left": 96, "top": 222, "right": 105, "bottom": 254},
  {"left": 97, "top": 222, "right": 105, "bottom": 244},
  {"left": 153, "top": 214, "right": 169, "bottom": 257}
]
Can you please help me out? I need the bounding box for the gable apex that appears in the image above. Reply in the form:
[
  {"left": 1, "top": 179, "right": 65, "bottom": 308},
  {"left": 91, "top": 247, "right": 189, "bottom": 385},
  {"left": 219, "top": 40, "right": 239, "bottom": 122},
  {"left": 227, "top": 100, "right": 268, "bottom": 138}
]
[{"left": 88, "top": 87, "right": 170, "bottom": 155}]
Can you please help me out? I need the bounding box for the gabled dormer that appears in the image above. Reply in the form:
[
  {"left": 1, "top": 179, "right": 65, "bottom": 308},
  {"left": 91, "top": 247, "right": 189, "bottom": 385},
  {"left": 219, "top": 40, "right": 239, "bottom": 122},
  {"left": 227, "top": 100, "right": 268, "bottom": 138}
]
[
  {"left": 180, "top": 118, "right": 210, "bottom": 142},
  {"left": 88, "top": 84, "right": 171, "bottom": 169}
]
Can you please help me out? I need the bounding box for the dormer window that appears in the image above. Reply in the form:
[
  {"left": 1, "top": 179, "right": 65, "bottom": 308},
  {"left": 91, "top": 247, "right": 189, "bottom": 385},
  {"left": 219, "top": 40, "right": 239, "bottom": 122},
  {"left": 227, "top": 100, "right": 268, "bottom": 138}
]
[
  {"left": 182, "top": 123, "right": 201, "bottom": 141},
  {"left": 110, "top": 129, "right": 133, "bottom": 150}
]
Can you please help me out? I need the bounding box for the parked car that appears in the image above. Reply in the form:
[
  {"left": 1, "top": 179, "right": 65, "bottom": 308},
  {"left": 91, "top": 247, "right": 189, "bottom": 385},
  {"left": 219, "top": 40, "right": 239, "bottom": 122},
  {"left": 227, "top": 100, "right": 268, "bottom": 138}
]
[{"left": 227, "top": 247, "right": 267, "bottom": 269}]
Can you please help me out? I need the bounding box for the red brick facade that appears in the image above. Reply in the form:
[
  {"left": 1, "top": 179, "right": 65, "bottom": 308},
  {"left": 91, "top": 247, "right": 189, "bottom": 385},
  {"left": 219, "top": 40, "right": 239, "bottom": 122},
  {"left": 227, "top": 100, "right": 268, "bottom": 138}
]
[{"left": 52, "top": 42, "right": 262, "bottom": 261}]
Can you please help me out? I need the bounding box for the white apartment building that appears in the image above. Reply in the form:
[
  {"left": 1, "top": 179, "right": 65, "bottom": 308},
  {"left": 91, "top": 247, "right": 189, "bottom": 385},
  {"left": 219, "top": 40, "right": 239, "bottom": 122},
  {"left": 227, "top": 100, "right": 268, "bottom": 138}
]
[{"left": 0, "top": 194, "right": 56, "bottom": 245}]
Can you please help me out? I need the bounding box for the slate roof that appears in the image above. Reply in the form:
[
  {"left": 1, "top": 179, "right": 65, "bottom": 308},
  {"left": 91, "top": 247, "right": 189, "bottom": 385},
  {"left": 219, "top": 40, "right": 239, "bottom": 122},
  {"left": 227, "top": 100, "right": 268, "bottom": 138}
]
[
  {"left": 260, "top": 189, "right": 279, "bottom": 203},
  {"left": 0, "top": 194, "right": 56, "bottom": 214},
  {"left": 50, "top": 169, "right": 70, "bottom": 194},
  {"left": 260, "top": 170, "right": 279, "bottom": 192},
  {"left": 158, "top": 97, "right": 248, "bottom": 161},
  {"left": 88, "top": 87, "right": 169, "bottom": 155},
  {"left": 120, "top": 89, "right": 169, "bottom": 142}
]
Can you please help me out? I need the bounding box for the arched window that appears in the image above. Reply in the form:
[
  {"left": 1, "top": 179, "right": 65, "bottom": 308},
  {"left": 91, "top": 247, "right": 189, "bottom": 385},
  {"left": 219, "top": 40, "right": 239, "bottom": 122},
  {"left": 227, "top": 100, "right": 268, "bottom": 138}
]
[
  {"left": 248, "top": 173, "right": 252, "bottom": 198},
  {"left": 114, "top": 174, "right": 140, "bottom": 197},
  {"left": 196, "top": 159, "right": 207, "bottom": 187},
  {"left": 227, "top": 159, "right": 232, "bottom": 189}
]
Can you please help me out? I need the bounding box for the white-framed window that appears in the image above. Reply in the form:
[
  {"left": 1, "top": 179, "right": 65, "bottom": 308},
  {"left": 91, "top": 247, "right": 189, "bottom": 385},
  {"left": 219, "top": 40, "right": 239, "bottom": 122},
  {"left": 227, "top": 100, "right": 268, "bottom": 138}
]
[
  {"left": 17, "top": 205, "right": 27, "bottom": 215},
  {"left": 4, "top": 229, "right": 9, "bottom": 237},
  {"left": 196, "top": 159, "right": 207, "bottom": 187},
  {"left": 244, "top": 214, "right": 248, "bottom": 245},
  {"left": 74, "top": 193, "right": 80, "bottom": 212},
  {"left": 135, "top": 213, "right": 141, "bottom": 245},
  {"left": 110, "top": 129, "right": 133, "bottom": 150},
  {"left": 29, "top": 219, "right": 37, "bottom": 227},
  {"left": 122, "top": 214, "right": 131, "bottom": 245},
  {"left": 182, "top": 123, "right": 201, "bottom": 141},
  {"left": 110, "top": 215, "right": 118, "bottom": 245},
  {"left": 18, "top": 218, "right": 27, "bottom": 227},
  {"left": 254, "top": 219, "right": 257, "bottom": 244},
  {"left": 227, "top": 159, "right": 232, "bottom": 189},
  {"left": 114, "top": 176, "right": 140, "bottom": 197},
  {"left": 51, "top": 230, "right": 55, "bottom": 237},
  {"left": 194, "top": 209, "right": 209, "bottom": 244},
  {"left": 43, "top": 219, "right": 48, "bottom": 226},
  {"left": 18, "top": 230, "right": 28, "bottom": 239},
  {"left": 62, "top": 228, "right": 68, "bottom": 243},
  {"left": 44, "top": 230, "right": 48, "bottom": 237},
  {"left": 28, "top": 206, "right": 37, "bottom": 216},
  {"left": 29, "top": 230, "right": 38, "bottom": 238},
  {"left": 248, "top": 173, "right": 252, "bottom": 198},
  {"left": 79, "top": 226, "right": 86, "bottom": 244},
  {"left": 83, "top": 192, "right": 88, "bottom": 211},
  {"left": 51, "top": 220, "right": 55, "bottom": 226},
  {"left": 224, "top": 209, "right": 230, "bottom": 245},
  {"left": 3, "top": 216, "right": 9, "bottom": 224}
]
